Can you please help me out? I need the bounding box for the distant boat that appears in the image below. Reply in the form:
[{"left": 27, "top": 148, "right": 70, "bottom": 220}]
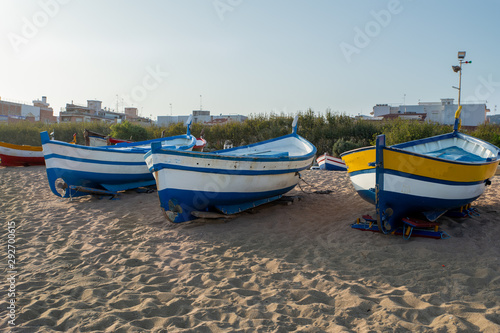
[
  {"left": 316, "top": 153, "right": 347, "bottom": 171},
  {"left": 341, "top": 106, "right": 500, "bottom": 234},
  {"left": 0, "top": 142, "right": 44, "bottom": 167},
  {"left": 193, "top": 137, "right": 207, "bottom": 151},
  {"left": 145, "top": 116, "right": 317, "bottom": 223},
  {"left": 41, "top": 117, "right": 196, "bottom": 198},
  {"left": 83, "top": 129, "right": 132, "bottom": 147}
]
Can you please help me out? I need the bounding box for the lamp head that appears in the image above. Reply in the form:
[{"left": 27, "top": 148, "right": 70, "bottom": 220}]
[
  {"left": 452, "top": 65, "right": 461, "bottom": 73},
  {"left": 458, "top": 51, "right": 466, "bottom": 59}
]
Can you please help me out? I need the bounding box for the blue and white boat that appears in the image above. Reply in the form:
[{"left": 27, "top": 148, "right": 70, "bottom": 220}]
[
  {"left": 144, "top": 116, "right": 317, "bottom": 223},
  {"left": 41, "top": 118, "right": 196, "bottom": 198}
]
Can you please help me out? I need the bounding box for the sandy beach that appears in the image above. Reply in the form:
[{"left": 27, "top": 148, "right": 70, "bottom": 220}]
[{"left": 1, "top": 165, "right": 499, "bottom": 332}]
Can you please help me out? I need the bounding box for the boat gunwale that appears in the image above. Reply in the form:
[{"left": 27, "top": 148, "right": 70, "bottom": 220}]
[
  {"left": 0, "top": 141, "right": 43, "bottom": 151},
  {"left": 148, "top": 162, "right": 312, "bottom": 175},
  {"left": 145, "top": 133, "right": 317, "bottom": 163},
  {"left": 40, "top": 131, "right": 196, "bottom": 154},
  {"left": 341, "top": 132, "right": 500, "bottom": 167}
]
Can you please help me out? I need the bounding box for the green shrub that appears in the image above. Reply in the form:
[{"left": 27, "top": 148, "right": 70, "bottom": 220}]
[
  {"left": 382, "top": 119, "right": 451, "bottom": 146},
  {"left": 110, "top": 121, "right": 148, "bottom": 141},
  {"left": 469, "top": 123, "right": 500, "bottom": 147},
  {"left": 331, "top": 138, "right": 369, "bottom": 157},
  {"left": 0, "top": 121, "right": 111, "bottom": 145},
  {"left": 4, "top": 113, "right": 500, "bottom": 152}
]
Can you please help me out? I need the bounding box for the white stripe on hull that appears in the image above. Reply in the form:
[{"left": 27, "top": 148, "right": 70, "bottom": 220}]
[
  {"left": 0, "top": 146, "right": 43, "bottom": 158},
  {"left": 349, "top": 172, "right": 486, "bottom": 200},
  {"left": 43, "top": 142, "right": 150, "bottom": 175},
  {"left": 155, "top": 168, "right": 299, "bottom": 194},
  {"left": 320, "top": 160, "right": 346, "bottom": 168},
  {"left": 45, "top": 157, "right": 149, "bottom": 175},
  {"left": 43, "top": 143, "right": 146, "bottom": 163},
  {"left": 147, "top": 153, "right": 310, "bottom": 173}
]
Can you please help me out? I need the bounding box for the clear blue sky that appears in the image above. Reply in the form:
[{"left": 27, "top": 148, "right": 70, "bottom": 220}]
[{"left": 1, "top": 0, "right": 499, "bottom": 119}]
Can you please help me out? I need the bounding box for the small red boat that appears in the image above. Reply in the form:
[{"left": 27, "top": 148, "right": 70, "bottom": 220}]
[
  {"left": 84, "top": 129, "right": 132, "bottom": 146},
  {"left": 0, "top": 141, "right": 45, "bottom": 167},
  {"left": 193, "top": 137, "right": 207, "bottom": 151}
]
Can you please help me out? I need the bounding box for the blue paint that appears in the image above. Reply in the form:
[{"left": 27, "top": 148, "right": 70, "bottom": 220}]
[
  {"left": 148, "top": 163, "right": 309, "bottom": 176},
  {"left": 44, "top": 153, "right": 146, "bottom": 166},
  {"left": 45, "top": 167, "right": 154, "bottom": 197},
  {"left": 157, "top": 184, "right": 297, "bottom": 223}
]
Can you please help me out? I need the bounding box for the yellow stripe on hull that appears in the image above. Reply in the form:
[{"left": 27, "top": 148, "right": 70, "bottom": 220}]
[
  {"left": 342, "top": 146, "right": 498, "bottom": 183},
  {"left": 384, "top": 149, "right": 498, "bottom": 182},
  {"left": 0, "top": 141, "right": 43, "bottom": 151},
  {"left": 341, "top": 148, "right": 375, "bottom": 173}
]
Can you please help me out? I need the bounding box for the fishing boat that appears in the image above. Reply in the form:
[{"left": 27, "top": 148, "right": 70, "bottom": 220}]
[
  {"left": 341, "top": 106, "right": 500, "bottom": 234},
  {"left": 193, "top": 137, "right": 207, "bottom": 151},
  {"left": 41, "top": 118, "right": 197, "bottom": 198},
  {"left": 145, "top": 116, "right": 317, "bottom": 223},
  {"left": 0, "top": 142, "right": 45, "bottom": 167},
  {"left": 83, "top": 129, "right": 132, "bottom": 147},
  {"left": 316, "top": 153, "right": 347, "bottom": 171}
]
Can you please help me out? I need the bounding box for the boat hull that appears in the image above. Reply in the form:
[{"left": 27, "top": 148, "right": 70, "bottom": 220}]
[
  {"left": 193, "top": 138, "right": 207, "bottom": 151},
  {"left": 0, "top": 142, "right": 44, "bottom": 167},
  {"left": 146, "top": 133, "right": 316, "bottom": 223},
  {"left": 316, "top": 153, "right": 347, "bottom": 171},
  {"left": 342, "top": 133, "right": 499, "bottom": 232},
  {"left": 41, "top": 131, "right": 196, "bottom": 198}
]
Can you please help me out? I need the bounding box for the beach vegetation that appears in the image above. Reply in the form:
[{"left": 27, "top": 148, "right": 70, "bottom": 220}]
[
  {"left": 381, "top": 119, "right": 452, "bottom": 146},
  {"left": 469, "top": 123, "right": 500, "bottom": 147},
  {"left": 110, "top": 121, "right": 148, "bottom": 141},
  {"left": 1, "top": 113, "right": 499, "bottom": 156}
]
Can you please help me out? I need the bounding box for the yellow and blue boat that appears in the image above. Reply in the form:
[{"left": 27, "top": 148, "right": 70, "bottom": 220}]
[{"left": 341, "top": 106, "right": 500, "bottom": 235}]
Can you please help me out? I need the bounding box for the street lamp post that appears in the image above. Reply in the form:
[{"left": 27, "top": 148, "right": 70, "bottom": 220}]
[
  {"left": 451, "top": 51, "right": 471, "bottom": 132},
  {"left": 452, "top": 51, "right": 471, "bottom": 106}
]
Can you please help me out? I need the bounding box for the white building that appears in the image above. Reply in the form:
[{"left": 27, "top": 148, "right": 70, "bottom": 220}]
[
  {"left": 372, "top": 98, "right": 489, "bottom": 127},
  {"left": 157, "top": 110, "right": 248, "bottom": 127}
]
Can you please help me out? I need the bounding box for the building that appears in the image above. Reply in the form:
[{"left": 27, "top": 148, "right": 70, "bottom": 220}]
[
  {"left": 372, "top": 98, "right": 488, "bottom": 127},
  {"left": 157, "top": 110, "right": 248, "bottom": 127},
  {"left": 59, "top": 100, "right": 152, "bottom": 125},
  {"left": 123, "top": 107, "right": 153, "bottom": 126},
  {"left": 488, "top": 114, "right": 499, "bottom": 124},
  {"left": 0, "top": 96, "right": 57, "bottom": 124}
]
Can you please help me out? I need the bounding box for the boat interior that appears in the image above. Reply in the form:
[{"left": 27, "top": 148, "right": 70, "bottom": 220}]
[
  {"left": 394, "top": 136, "right": 498, "bottom": 162},
  {"left": 215, "top": 136, "right": 313, "bottom": 158}
]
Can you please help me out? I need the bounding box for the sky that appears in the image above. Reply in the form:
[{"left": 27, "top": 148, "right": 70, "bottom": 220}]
[{"left": 1, "top": 0, "right": 500, "bottom": 120}]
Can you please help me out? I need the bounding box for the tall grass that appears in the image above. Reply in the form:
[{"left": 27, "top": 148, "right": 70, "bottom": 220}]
[
  {"left": 0, "top": 122, "right": 111, "bottom": 146},
  {"left": 2, "top": 115, "right": 499, "bottom": 156}
]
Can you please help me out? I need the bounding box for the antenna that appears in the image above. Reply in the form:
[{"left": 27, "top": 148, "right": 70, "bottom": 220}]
[{"left": 200, "top": 95, "right": 202, "bottom": 111}]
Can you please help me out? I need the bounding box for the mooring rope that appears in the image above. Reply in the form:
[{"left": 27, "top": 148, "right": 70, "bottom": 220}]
[{"left": 297, "top": 173, "right": 333, "bottom": 194}]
